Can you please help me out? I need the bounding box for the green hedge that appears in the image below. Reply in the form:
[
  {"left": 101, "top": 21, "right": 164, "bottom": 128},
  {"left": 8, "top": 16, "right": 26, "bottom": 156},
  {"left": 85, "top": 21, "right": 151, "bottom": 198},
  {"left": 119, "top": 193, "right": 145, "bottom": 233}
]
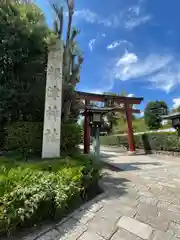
[
  {"left": 61, "top": 123, "right": 83, "bottom": 153},
  {"left": 3, "top": 122, "right": 83, "bottom": 157},
  {"left": 100, "top": 135, "right": 120, "bottom": 146},
  {"left": 0, "top": 155, "right": 101, "bottom": 235},
  {"left": 100, "top": 132, "right": 180, "bottom": 152},
  {"left": 4, "top": 122, "right": 43, "bottom": 157}
]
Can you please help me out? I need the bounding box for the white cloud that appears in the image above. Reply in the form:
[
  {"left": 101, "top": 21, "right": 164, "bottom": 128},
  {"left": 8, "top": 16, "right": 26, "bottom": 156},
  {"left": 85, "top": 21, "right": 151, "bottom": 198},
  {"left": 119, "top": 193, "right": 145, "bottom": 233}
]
[
  {"left": 88, "top": 32, "right": 106, "bottom": 52},
  {"left": 107, "top": 40, "right": 132, "bottom": 50},
  {"left": 88, "top": 38, "right": 96, "bottom": 52},
  {"left": 80, "top": 88, "right": 104, "bottom": 94},
  {"left": 172, "top": 98, "right": 180, "bottom": 109},
  {"left": 111, "top": 50, "right": 180, "bottom": 92},
  {"left": 148, "top": 64, "right": 180, "bottom": 93},
  {"left": 116, "top": 51, "right": 138, "bottom": 67},
  {"left": 127, "top": 93, "right": 134, "bottom": 97},
  {"left": 74, "top": 9, "right": 99, "bottom": 24},
  {"left": 74, "top": 9, "right": 119, "bottom": 27},
  {"left": 107, "top": 41, "right": 121, "bottom": 50},
  {"left": 74, "top": 2, "right": 151, "bottom": 30},
  {"left": 124, "top": 3, "right": 151, "bottom": 30},
  {"left": 128, "top": 5, "right": 141, "bottom": 16},
  {"left": 148, "top": 70, "right": 178, "bottom": 93},
  {"left": 113, "top": 50, "right": 172, "bottom": 80},
  {"left": 124, "top": 15, "right": 151, "bottom": 30}
]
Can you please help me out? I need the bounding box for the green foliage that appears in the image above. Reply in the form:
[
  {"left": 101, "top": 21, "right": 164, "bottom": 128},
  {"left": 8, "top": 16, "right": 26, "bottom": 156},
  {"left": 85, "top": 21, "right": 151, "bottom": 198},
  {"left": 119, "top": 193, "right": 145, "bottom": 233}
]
[
  {"left": 4, "top": 122, "right": 43, "bottom": 157},
  {"left": 144, "top": 101, "right": 168, "bottom": 130},
  {"left": 0, "top": 2, "right": 53, "bottom": 123},
  {"left": 113, "top": 117, "right": 148, "bottom": 134},
  {"left": 0, "top": 1, "right": 82, "bottom": 128},
  {"left": 100, "top": 132, "right": 180, "bottom": 152},
  {"left": 0, "top": 155, "right": 101, "bottom": 235},
  {"left": 171, "top": 105, "right": 180, "bottom": 114},
  {"left": 131, "top": 118, "right": 148, "bottom": 132},
  {"left": 61, "top": 123, "right": 83, "bottom": 153},
  {"left": 3, "top": 122, "right": 82, "bottom": 157},
  {"left": 100, "top": 135, "right": 120, "bottom": 146}
]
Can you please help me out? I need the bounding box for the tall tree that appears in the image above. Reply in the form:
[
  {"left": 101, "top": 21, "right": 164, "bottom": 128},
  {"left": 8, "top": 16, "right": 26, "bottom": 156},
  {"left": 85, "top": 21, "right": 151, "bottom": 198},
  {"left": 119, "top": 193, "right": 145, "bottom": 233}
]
[
  {"left": 144, "top": 101, "right": 168, "bottom": 129},
  {"left": 0, "top": 2, "right": 54, "bottom": 123},
  {"left": 51, "top": 0, "right": 84, "bottom": 123}
]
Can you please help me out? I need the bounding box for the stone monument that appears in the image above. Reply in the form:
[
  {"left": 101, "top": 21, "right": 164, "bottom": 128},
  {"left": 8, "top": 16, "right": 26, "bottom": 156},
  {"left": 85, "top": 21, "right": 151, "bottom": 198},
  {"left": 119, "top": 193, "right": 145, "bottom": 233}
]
[{"left": 42, "top": 40, "right": 63, "bottom": 158}]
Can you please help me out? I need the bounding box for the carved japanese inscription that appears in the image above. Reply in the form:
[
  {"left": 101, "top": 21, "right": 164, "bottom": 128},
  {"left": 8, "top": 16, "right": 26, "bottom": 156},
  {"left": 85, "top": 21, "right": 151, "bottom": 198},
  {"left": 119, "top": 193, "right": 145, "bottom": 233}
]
[
  {"left": 45, "top": 128, "right": 59, "bottom": 143},
  {"left": 42, "top": 40, "right": 63, "bottom": 158},
  {"left": 47, "top": 86, "right": 60, "bottom": 100},
  {"left": 46, "top": 105, "right": 60, "bottom": 121},
  {"left": 47, "top": 65, "right": 62, "bottom": 80}
]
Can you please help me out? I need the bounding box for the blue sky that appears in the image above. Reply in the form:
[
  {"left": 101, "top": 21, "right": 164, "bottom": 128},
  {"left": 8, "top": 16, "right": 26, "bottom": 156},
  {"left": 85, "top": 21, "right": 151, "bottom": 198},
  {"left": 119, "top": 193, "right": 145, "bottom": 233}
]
[{"left": 35, "top": 0, "right": 180, "bottom": 113}]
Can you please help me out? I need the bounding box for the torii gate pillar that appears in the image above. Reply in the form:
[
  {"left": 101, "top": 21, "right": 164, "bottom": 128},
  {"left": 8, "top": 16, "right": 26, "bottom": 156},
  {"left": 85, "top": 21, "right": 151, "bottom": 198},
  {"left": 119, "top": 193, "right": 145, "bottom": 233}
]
[
  {"left": 84, "top": 100, "right": 91, "bottom": 154},
  {"left": 125, "top": 103, "right": 135, "bottom": 153}
]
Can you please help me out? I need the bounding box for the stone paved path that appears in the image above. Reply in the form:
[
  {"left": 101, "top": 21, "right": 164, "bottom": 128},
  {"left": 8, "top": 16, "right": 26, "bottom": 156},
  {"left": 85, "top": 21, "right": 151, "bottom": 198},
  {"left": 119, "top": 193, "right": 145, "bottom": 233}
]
[{"left": 24, "top": 149, "right": 180, "bottom": 240}]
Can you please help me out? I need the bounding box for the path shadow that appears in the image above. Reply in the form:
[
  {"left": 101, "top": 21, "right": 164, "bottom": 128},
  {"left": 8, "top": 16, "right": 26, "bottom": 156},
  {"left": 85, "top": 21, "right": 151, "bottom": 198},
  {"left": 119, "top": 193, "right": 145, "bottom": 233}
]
[
  {"left": 100, "top": 152, "right": 147, "bottom": 159},
  {"left": 100, "top": 152, "right": 162, "bottom": 172},
  {"left": 108, "top": 161, "right": 162, "bottom": 171}
]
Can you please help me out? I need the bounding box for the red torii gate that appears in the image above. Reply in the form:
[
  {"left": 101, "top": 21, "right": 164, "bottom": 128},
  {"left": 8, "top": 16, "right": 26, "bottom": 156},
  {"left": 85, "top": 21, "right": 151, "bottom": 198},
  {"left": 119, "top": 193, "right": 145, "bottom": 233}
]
[{"left": 76, "top": 91, "right": 143, "bottom": 154}]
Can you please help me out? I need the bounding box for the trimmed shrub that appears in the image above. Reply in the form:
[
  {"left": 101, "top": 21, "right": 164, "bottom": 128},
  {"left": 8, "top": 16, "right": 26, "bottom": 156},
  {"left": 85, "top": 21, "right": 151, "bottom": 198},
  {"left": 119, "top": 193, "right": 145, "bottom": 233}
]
[
  {"left": 4, "top": 122, "right": 83, "bottom": 157},
  {"left": 61, "top": 123, "right": 83, "bottom": 153},
  {"left": 4, "top": 122, "right": 43, "bottom": 157},
  {"left": 100, "top": 135, "right": 120, "bottom": 146},
  {"left": 100, "top": 132, "right": 180, "bottom": 152},
  {"left": 0, "top": 155, "right": 101, "bottom": 235}
]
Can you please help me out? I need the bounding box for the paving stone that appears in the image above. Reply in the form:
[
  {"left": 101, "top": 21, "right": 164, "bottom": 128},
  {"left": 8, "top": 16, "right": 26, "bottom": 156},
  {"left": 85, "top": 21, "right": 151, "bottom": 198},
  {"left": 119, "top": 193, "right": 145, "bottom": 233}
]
[
  {"left": 87, "top": 202, "right": 104, "bottom": 213},
  {"left": 168, "top": 204, "right": 180, "bottom": 214},
  {"left": 124, "top": 182, "right": 136, "bottom": 188},
  {"left": 171, "top": 198, "right": 180, "bottom": 206},
  {"left": 138, "top": 190, "right": 154, "bottom": 198},
  {"left": 138, "top": 196, "right": 158, "bottom": 206},
  {"left": 56, "top": 218, "right": 87, "bottom": 240},
  {"left": 159, "top": 182, "right": 177, "bottom": 189},
  {"left": 95, "top": 205, "right": 123, "bottom": 221},
  {"left": 135, "top": 203, "right": 171, "bottom": 231},
  {"left": 23, "top": 226, "right": 53, "bottom": 240},
  {"left": 118, "top": 195, "right": 139, "bottom": 208},
  {"left": 117, "top": 204, "right": 137, "bottom": 218},
  {"left": 172, "top": 178, "right": 180, "bottom": 184},
  {"left": 78, "top": 231, "right": 105, "bottom": 240},
  {"left": 100, "top": 199, "right": 136, "bottom": 218},
  {"left": 87, "top": 216, "right": 118, "bottom": 239},
  {"left": 36, "top": 229, "right": 60, "bottom": 240},
  {"left": 72, "top": 209, "right": 95, "bottom": 224},
  {"left": 117, "top": 216, "right": 153, "bottom": 240},
  {"left": 135, "top": 185, "right": 151, "bottom": 192},
  {"left": 168, "top": 222, "right": 180, "bottom": 238},
  {"left": 111, "top": 228, "right": 142, "bottom": 240},
  {"left": 157, "top": 200, "right": 171, "bottom": 209},
  {"left": 152, "top": 230, "right": 179, "bottom": 240}
]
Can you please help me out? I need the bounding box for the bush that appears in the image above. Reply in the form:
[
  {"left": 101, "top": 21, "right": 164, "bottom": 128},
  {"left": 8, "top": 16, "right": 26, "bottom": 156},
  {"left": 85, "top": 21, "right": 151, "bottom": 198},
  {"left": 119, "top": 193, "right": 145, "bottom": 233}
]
[
  {"left": 0, "top": 155, "right": 101, "bottom": 235},
  {"left": 100, "top": 135, "right": 120, "bottom": 146},
  {"left": 61, "top": 123, "right": 83, "bottom": 153},
  {"left": 100, "top": 132, "right": 180, "bottom": 152},
  {"left": 3, "top": 122, "right": 83, "bottom": 157},
  {"left": 4, "top": 122, "right": 43, "bottom": 157}
]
